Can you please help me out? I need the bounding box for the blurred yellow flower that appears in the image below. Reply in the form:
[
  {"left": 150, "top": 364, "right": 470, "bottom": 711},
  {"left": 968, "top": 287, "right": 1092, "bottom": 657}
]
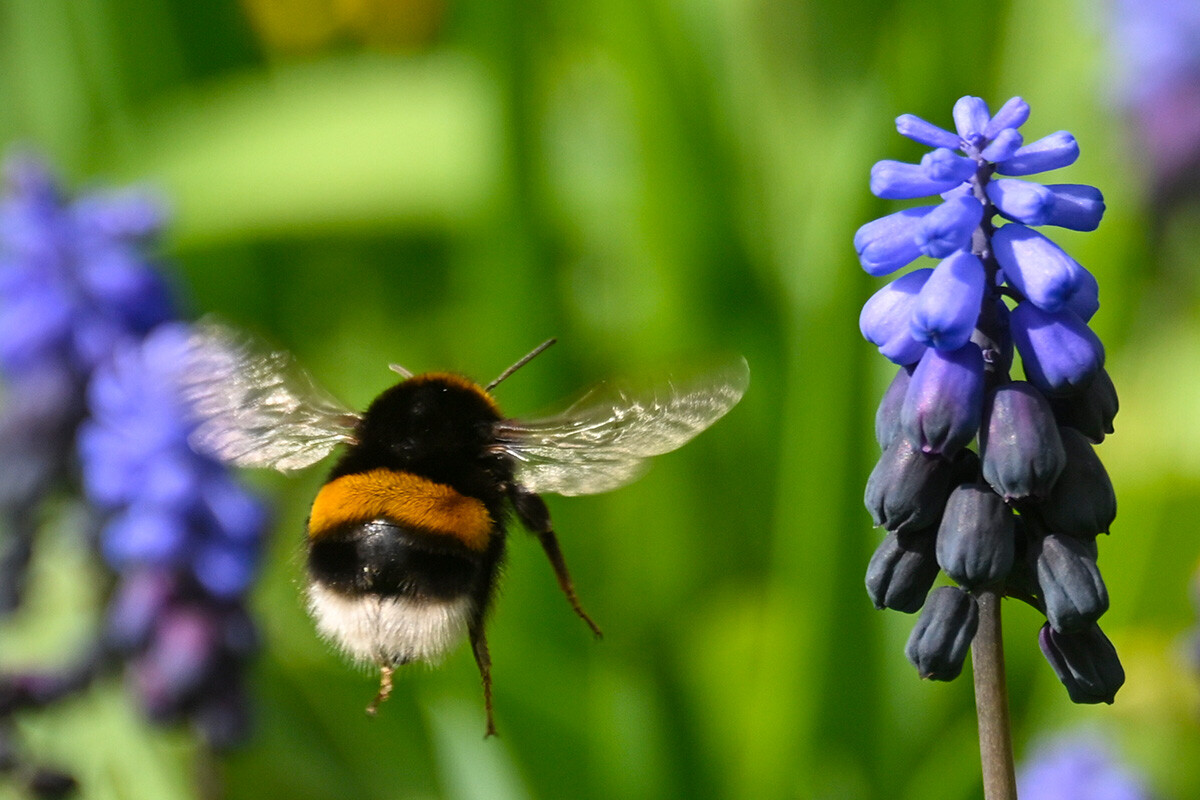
[{"left": 241, "top": 0, "right": 446, "bottom": 52}]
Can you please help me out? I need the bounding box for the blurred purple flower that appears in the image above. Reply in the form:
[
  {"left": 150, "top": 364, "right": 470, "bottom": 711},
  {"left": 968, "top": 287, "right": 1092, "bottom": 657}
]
[
  {"left": 0, "top": 153, "right": 173, "bottom": 614},
  {"left": 0, "top": 152, "right": 270, "bottom": 788},
  {"left": 79, "top": 323, "right": 268, "bottom": 746},
  {"left": 1108, "top": 0, "right": 1200, "bottom": 204},
  {"left": 0, "top": 154, "right": 172, "bottom": 379},
  {"left": 1018, "top": 735, "right": 1149, "bottom": 800}
]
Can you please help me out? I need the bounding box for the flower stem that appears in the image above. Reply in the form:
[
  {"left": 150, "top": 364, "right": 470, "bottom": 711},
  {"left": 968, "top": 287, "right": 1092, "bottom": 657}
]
[{"left": 972, "top": 588, "right": 1018, "bottom": 800}]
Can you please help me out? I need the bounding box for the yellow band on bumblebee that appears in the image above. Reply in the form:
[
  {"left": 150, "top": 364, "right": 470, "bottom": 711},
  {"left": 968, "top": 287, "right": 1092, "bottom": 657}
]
[{"left": 308, "top": 469, "right": 494, "bottom": 551}]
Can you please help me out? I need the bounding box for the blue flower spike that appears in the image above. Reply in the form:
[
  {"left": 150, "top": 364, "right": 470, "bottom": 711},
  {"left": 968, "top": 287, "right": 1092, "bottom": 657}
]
[
  {"left": 0, "top": 153, "right": 270, "bottom": 782},
  {"left": 79, "top": 323, "right": 269, "bottom": 746},
  {"left": 858, "top": 97, "right": 1122, "bottom": 704}
]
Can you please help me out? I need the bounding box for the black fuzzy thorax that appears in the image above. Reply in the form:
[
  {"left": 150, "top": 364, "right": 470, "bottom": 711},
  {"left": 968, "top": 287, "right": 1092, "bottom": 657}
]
[{"left": 327, "top": 374, "right": 513, "bottom": 515}]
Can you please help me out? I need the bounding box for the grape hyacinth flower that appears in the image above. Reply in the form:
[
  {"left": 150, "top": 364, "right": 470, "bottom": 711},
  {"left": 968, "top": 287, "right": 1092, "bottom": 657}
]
[
  {"left": 0, "top": 154, "right": 270, "bottom": 788},
  {"left": 78, "top": 323, "right": 269, "bottom": 746},
  {"left": 858, "top": 97, "right": 1122, "bottom": 749},
  {"left": 0, "top": 153, "right": 173, "bottom": 613}
]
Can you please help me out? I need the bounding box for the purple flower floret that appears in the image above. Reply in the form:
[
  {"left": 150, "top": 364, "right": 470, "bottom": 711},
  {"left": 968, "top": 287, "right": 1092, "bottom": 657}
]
[
  {"left": 992, "top": 224, "right": 1084, "bottom": 313},
  {"left": 80, "top": 323, "right": 268, "bottom": 599},
  {"left": 901, "top": 342, "right": 984, "bottom": 456},
  {"left": 856, "top": 97, "right": 1120, "bottom": 705},
  {"left": 910, "top": 250, "right": 985, "bottom": 349},
  {"left": 953, "top": 96, "right": 992, "bottom": 143},
  {"left": 916, "top": 196, "right": 984, "bottom": 258},
  {"left": 995, "top": 132, "right": 1080, "bottom": 176},
  {"left": 859, "top": 268, "right": 932, "bottom": 365},
  {"left": 984, "top": 97, "right": 1031, "bottom": 139},
  {"left": 854, "top": 207, "right": 935, "bottom": 276},
  {"left": 896, "top": 114, "right": 960, "bottom": 149}
]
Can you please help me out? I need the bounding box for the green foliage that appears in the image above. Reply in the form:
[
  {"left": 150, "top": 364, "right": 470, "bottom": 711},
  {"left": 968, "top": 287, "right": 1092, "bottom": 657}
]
[{"left": 1, "top": 0, "right": 1195, "bottom": 798}]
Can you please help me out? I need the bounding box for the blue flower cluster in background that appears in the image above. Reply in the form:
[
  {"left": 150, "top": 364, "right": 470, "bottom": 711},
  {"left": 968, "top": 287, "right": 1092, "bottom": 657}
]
[
  {"left": 0, "top": 154, "right": 269, "bottom": 788},
  {"left": 1108, "top": 0, "right": 1200, "bottom": 206},
  {"left": 0, "top": 155, "right": 173, "bottom": 615},
  {"left": 858, "top": 97, "right": 1123, "bottom": 702},
  {"left": 80, "top": 323, "right": 266, "bottom": 743},
  {"left": 1017, "top": 734, "right": 1149, "bottom": 800}
]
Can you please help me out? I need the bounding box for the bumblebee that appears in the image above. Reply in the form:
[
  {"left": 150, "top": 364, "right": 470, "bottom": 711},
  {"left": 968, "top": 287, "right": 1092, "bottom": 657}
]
[{"left": 180, "top": 324, "right": 748, "bottom": 734}]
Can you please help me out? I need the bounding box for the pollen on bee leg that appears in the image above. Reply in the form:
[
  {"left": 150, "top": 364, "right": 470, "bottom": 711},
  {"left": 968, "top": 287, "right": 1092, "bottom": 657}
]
[{"left": 365, "top": 663, "right": 395, "bottom": 716}]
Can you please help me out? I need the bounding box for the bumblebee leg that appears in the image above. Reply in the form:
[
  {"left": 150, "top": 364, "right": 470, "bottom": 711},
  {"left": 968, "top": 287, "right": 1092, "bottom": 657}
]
[
  {"left": 366, "top": 663, "right": 395, "bottom": 716},
  {"left": 469, "top": 623, "right": 498, "bottom": 737},
  {"left": 511, "top": 485, "right": 604, "bottom": 639},
  {"left": 535, "top": 530, "right": 603, "bottom": 638}
]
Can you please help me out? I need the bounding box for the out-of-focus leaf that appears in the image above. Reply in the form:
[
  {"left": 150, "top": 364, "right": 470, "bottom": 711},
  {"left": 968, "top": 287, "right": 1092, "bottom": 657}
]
[
  {"left": 111, "top": 53, "right": 502, "bottom": 245},
  {"left": 424, "top": 695, "right": 531, "bottom": 800},
  {"left": 0, "top": 0, "right": 90, "bottom": 161},
  {"left": 1103, "top": 322, "right": 1200, "bottom": 483}
]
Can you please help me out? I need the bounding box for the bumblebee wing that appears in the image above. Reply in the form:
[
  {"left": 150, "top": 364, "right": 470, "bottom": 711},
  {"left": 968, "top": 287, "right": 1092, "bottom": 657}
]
[
  {"left": 494, "top": 358, "right": 749, "bottom": 496},
  {"left": 179, "top": 322, "right": 360, "bottom": 472}
]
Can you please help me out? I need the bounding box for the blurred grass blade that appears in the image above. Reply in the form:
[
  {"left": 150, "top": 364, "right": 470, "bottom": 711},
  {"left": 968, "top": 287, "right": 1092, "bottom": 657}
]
[{"left": 424, "top": 695, "right": 532, "bottom": 800}]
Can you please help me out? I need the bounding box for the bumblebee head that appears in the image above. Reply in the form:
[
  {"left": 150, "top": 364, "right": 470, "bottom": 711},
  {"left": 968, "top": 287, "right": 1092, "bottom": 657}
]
[{"left": 355, "top": 373, "right": 502, "bottom": 473}]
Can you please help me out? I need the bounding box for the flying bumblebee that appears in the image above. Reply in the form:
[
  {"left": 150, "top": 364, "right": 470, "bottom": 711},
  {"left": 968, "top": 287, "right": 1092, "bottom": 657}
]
[{"left": 179, "top": 324, "right": 748, "bottom": 735}]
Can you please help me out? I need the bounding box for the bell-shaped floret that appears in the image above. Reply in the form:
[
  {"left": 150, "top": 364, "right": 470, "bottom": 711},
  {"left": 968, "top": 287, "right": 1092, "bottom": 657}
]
[
  {"left": 854, "top": 206, "right": 935, "bottom": 276},
  {"left": 864, "top": 435, "right": 957, "bottom": 534},
  {"left": 866, "top": 526, "right": 940, "bottom": 613},
  {"left": 1033, "top": 531, "right": 1109, "bottom": 633},
  {"left": 871, "top": 161, "right": 967, "bottom": 200},
  {"left": 983, "top": 97, "right": 1031, "bottom": 139},
  {"left": 915, "top": 197, "right": 984, "bottom": 259},
  {"left": 979, "top": 381, "right": 1066, "bottom": 501},
  {"left": 921, "top": 148, "right": 977, "bottom": 184},
  {"left": 936, "top": 483, "right": 1016, "bottom": 589},
  {"left": 1049, "top": 368, "right": 1117, "bottom": 443},
  {"left": 987, "top": 181, "right": 1104, "bottom": 232},
  {"left": 910, "top": 249, "right": 985, "bottom": 349},
  {"left": 905, "top": 586, "right": 979, "bottom": 680},
  {"left": 895, "top": 114, "right": 960, "bottom": 149},
  {"left": 996, "top": 132, "right": 1079, "bottom": 176},
  {"left": 992, "top": 224, "right": 1083, "bottom": 313},
  {"left": 952, "top": 96, "right": 991, "bottom": 145},
  {"left": 1035, "top": 427, "right": 1117, "bottom": 537},
  {"left": 1010, "top": 303, "right": 1104, "bottom": 396},
  {"left": 901, "top": 342, "right": 984, "bottom": 456},
  {"left": 859, "top": 269, "right": 932, "bottom": 365},
  {"left": 1038, "top": 622, "right": 1124, "bottom": 704}
]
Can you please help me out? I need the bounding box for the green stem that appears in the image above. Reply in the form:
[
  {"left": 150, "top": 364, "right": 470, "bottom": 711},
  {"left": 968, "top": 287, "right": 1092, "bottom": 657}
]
[{"left": 972, "top": 589, "right": 1018, "bottom": 800}]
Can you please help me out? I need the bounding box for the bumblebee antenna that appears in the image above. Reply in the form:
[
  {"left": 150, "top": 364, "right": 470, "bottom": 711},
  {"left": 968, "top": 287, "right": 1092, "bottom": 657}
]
[{"left": 486, "top": 338, "right": 556, "bottom": 391}]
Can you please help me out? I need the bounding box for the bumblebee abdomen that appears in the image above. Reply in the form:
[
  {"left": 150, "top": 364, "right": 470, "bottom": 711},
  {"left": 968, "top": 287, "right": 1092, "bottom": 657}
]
[
  {"left": 307, "top": 468, "right": 495, "bottom": 551},
  {"left": 304, "top": 465, "right": 507, "bottom": 667},
  {"left": 308, "top": 519, "right": 483, "bottom": 599}
]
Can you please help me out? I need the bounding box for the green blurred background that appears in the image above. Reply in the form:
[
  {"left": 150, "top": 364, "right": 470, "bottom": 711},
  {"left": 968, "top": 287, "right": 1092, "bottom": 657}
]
[{"left": 2, "top": 0, "right": 1198, "bottom": 798}]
